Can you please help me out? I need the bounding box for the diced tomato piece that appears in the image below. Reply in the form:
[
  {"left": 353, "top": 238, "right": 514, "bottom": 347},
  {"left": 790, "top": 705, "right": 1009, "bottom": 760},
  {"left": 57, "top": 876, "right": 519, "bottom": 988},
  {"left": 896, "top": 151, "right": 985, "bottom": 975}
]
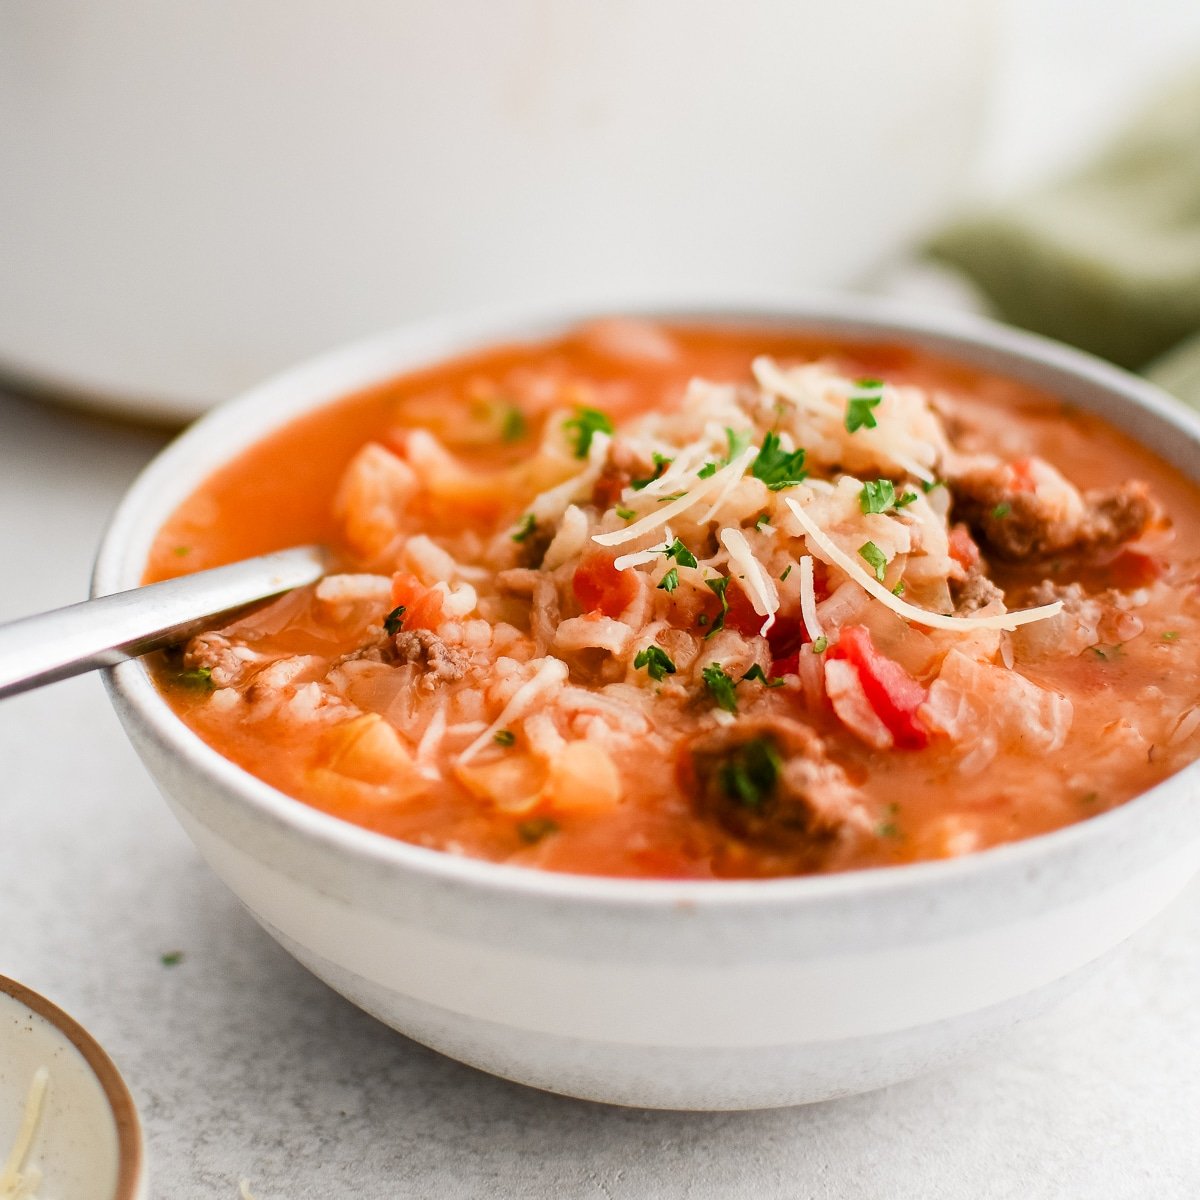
[
  {"left": 389, "top": 572, "right": 445, "bottom": 630},
  {"left": 723, "top": 582, "right": 763, "bottom": 637},
  {"left": 1107, "top": 548, "right": 1164, "bottom": 590},
  {"left": 827, "top": 625, "right": 930, "bottom": 749},
  {"left": 572, "top": 553, "right": 640, "bottom": 618},
  {"left": 948, "top": 524, "right": 981, "bottom": 572}
]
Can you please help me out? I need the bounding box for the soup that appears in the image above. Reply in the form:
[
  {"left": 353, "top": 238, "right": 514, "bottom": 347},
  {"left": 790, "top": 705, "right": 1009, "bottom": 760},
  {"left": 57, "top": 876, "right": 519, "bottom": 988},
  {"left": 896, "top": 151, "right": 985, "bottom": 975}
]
[{"left": 146, "top": 320, "right": 1200, "bottom": 879}]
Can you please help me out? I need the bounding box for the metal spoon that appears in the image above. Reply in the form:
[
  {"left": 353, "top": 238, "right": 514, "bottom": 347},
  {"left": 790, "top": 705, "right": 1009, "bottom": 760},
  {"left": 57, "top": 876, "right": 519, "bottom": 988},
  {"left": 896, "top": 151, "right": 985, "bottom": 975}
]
[{"left": 0, "top": 545, "right": 329, "bottom": 700}]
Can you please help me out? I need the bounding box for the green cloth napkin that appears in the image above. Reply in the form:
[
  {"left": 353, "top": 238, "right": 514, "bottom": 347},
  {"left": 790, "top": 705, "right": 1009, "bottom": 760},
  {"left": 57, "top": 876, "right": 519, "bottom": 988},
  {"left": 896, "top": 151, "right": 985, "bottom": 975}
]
[{"left": 928, "top": 69, "right": 1200, "bottom": 409}]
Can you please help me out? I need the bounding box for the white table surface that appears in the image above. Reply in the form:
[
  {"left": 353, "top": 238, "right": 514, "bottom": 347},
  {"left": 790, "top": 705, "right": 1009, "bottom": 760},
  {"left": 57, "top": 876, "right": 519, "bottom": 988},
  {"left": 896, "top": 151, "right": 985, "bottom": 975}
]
[{"left": 6, "top": 4, "right": 1200, "bottom": 1196}]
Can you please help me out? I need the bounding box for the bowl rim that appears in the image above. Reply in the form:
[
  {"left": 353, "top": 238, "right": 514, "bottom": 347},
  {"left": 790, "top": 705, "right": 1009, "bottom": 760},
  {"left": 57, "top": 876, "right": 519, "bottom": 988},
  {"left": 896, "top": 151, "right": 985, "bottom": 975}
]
[
  {"left": 0, "top": 975, "right": 144, "bottom": 1199},
  {"left": 96, "top": 291, "right": 1200, "bottom": 910}
]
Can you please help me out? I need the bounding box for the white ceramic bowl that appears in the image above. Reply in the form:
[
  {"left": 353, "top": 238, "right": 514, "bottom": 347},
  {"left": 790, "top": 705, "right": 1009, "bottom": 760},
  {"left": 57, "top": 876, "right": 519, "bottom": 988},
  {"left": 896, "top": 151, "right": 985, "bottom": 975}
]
[
  {"left": 96, "top": 298, "right": 1200, "bottom": 1110},
  {"left": 0, "top": 977, "right": 145, "bottom": 1199}
]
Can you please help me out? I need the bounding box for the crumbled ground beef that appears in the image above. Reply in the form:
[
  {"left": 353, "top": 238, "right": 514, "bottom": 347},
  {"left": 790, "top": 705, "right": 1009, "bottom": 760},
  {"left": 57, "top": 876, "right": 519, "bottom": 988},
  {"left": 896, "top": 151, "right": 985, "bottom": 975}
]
[
  {"left": 683, "top": 717, "right": 870, "bottom": 857},
  {"left": 952, "top": 465, "right": 1154, "bottom": 562},
  {"left": 389, "top": 629, "right": 469, "bottom": 685}
]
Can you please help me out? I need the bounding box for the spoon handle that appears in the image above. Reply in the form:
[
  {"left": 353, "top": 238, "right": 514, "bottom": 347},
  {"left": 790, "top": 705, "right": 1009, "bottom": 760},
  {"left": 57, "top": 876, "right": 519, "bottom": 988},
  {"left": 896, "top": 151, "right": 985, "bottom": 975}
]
[{"left": 0, "top": 545, "right": 329, "bottom": 700}]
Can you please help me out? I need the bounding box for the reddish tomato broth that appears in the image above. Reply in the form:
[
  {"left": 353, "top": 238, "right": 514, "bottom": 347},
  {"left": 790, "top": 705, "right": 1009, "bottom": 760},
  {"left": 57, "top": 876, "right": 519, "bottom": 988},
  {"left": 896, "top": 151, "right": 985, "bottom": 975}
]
[{"left": 147, "top": 323, "right": 1200, "bottom": 879}]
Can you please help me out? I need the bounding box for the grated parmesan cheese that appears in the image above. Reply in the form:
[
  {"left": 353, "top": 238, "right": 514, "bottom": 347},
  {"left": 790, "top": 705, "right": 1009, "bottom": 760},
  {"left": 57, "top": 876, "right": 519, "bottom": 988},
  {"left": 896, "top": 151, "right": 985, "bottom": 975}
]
[
  {"left": 783, "top": 497, "right": 1063, "bottom": 633},
  {"left": 719, "top": 527, "right": 779, "bottom": 635},
  {"left": 591, "top": 447, "right": 756, "bottom": 549},
  {"left": 0, "top": 1068, "right": 48, "bottom": 1200},
  {"left": 798, "top": 555, "right": 823, "bottom": 641}
]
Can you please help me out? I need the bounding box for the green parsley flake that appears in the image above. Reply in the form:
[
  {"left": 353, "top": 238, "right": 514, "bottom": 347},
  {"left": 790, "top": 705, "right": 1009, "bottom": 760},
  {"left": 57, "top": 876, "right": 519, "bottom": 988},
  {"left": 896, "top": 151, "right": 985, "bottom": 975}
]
[
  {"left": 512, "top": 513, "right": 537, "bottom": 543},
  {"left": 780, "top": 564, "right": 793, "bottom": 582},
  {"left": 615, "top": 506, "right": 637, "bottom": 521},
  {"left": 563, "top": 406, "right": 614, "bottom": 458},
  {"left": 697, "top": 462, "right": 718, "bottom": 479},
  {"left": 892, "top": 580, "right": 906, "bottom": 597},
  {"left": 174, "top": 666, "right": 213, "bottom": 692},
  {"left": 1090, "top": 643, "right": 1122, "bottom": 661},
  {"left": 517, "top": 817, "right": 559, "bottom": 844},
  {"left": 500, "top": 405, "right": 526, "bottom": 443},
  {"left": 754, "top": 511, "right": 771, "bottom": 531},
  {"left": 859, "top": 541, "right": 889, "bottom": 582},
  {"left": 704, "top": 576, "right": 731, "bottom": 637},
  {"left": 725, "top": 426, "right": 752, "bottom": 461},
  {"left": 1162, "top": 630, "right": 1180, "bottom": 641},
  {"left": 896, "top": 491, "right": 919, "bottom": 508},
  {"left": 160, "top": 951, "right": 184, "bottom": 967},
  {"left": 664, "top": 538, "right": 698, "bottom": 568},
  {"left": 992, "top": 502, "right": 1012, "bottom": 519},
  {"left": 811, "top": 635, "right": 828, "bottom": 654},
  {"left": 846, "top": 379, "right": 884, "bottom": 432},
  {"left": 702, "top": 663, "right": 739, "bottom": 713},
  {"left": 383, "top": 605, "right": 407, "bottom": 636},
  {"left": 631, "top": 452, "right": 672, "bottom": 490},
  {"left": 493, "top": 729, "right": 516, "bottom": 748},
  {"left": 172, "top": 545, "right": 190, "bottom": 557},
  {"left": 658, "top": 567, "right": 680, "bottom": 593},
  {"left": 742, "top": 664, "right": 785, "bottom": 689},
  {"left": 657, "top": 491, "right": 687, "bottom": 503},
  {"left": 718, "top": 737, "right": 782, "bottom": 808},
  {"left": 634, "top": 645, "right": 677, "bottom": 682},
  {"left": 859, "top": 478, "right": 896, "bottom": 514},
  {"left": 751, "top": 431, "right": 807, "bottom": 490},
  {"left": 921, "top": 478, "right": 944, "bottom": 494}
]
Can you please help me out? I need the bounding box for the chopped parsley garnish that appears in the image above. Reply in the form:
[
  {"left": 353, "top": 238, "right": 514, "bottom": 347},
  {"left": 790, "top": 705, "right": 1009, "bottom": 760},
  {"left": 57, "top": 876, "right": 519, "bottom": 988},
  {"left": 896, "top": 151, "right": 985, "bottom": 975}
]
[
  {"left": 1162, "top": 630, "right": 1180, "bottom": 641},
  {"left": 845, "top": 378, "right": 884, "bottom": 432},
  {"left": 500, "top": 405, "right": 526, "bottom": 442},
  {"left": 892, "top": 580, "right": 906, "bottom": 597},
  {"left": 704, "top": 576, "right": 731, "bottom": 637},
  {"left": 697, "top": 614, "right": 709, "bottom": 627},
  {"left": 1090, "top": 643, "right": 1122, "bottom": 661},
  {"left": 859, "top": 478, "right": 896, "bottom": 514},
  {"left": 754, "top": 511, "right": 772, "bottom": 531},
  {"left": 664, "top": 538, "right": 698, "bottom": 568},
  {"left": 493, "top": 729, "right": 516, "bottom": 748},
  {"left": 718, "top": 737, "right": 782, "bottom": 808},
  {"left": 634, "top": 645, "right": 677, "bottom": 682},
  {"left": 172, "top": 545, "right": 190, "bottom": 557},
  {"left": 383, "top": 605, "right": 407, "bottom": 636},
  {"left": 858, "top": 541, "right": 889, "bottom": 582},
  {"left": 563, "top": 406, "right": 614, "bottom": 458},
  {"left": 657, "top": 491, "right": 686, "bottom": 503},
  {"left": 779, "top": 564, "right": 793, "bottom": 582},
  {"left": 921, "top": 478, "right": 944, "bottom": 494},
  {"left": 512, "top": 513, "right": 537, "bottom": 543},
  {"left": 697, "top": 462, "right": 717, "bottom": 479},
  {"left": 160, "top": 951, "right": 184, "bottom": 967},
  {"left": 631, "top": 452, "right": 673, "bottom": 490},
  {"left": 896, "top": 491, "right": 919, "bottom": 508},
  {"left": 751, "top": 431, "right": 807, "bottom": 490},
  {"left": 811, "top": 635, "right": 828, "bottom": 654},
  {"left": 517, "top": 817, "right": 559, "bottom": 844},
  {"left": 615, "top": 506, "right": 637, "bottom": 521},
  {"left": 876, "top": 820, "right": 900, "bottom": 839},
  {"left": 702, "top": 663, "right": 739, "bottom": 712},
  {"left": 992, "top": 502, "right": 1012, "bottom": 519},
  {"left": 742, "top": 664, "right": 785, "bottom": 688},
  {"left": 725, "top": 426, "right": 752, "bottom": 461},
  {"left": 657, "top": 567, "right": 679, "bottom": 593},
  {"left": 174, "top": 666, "right": 213, "bottom": 691}
]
